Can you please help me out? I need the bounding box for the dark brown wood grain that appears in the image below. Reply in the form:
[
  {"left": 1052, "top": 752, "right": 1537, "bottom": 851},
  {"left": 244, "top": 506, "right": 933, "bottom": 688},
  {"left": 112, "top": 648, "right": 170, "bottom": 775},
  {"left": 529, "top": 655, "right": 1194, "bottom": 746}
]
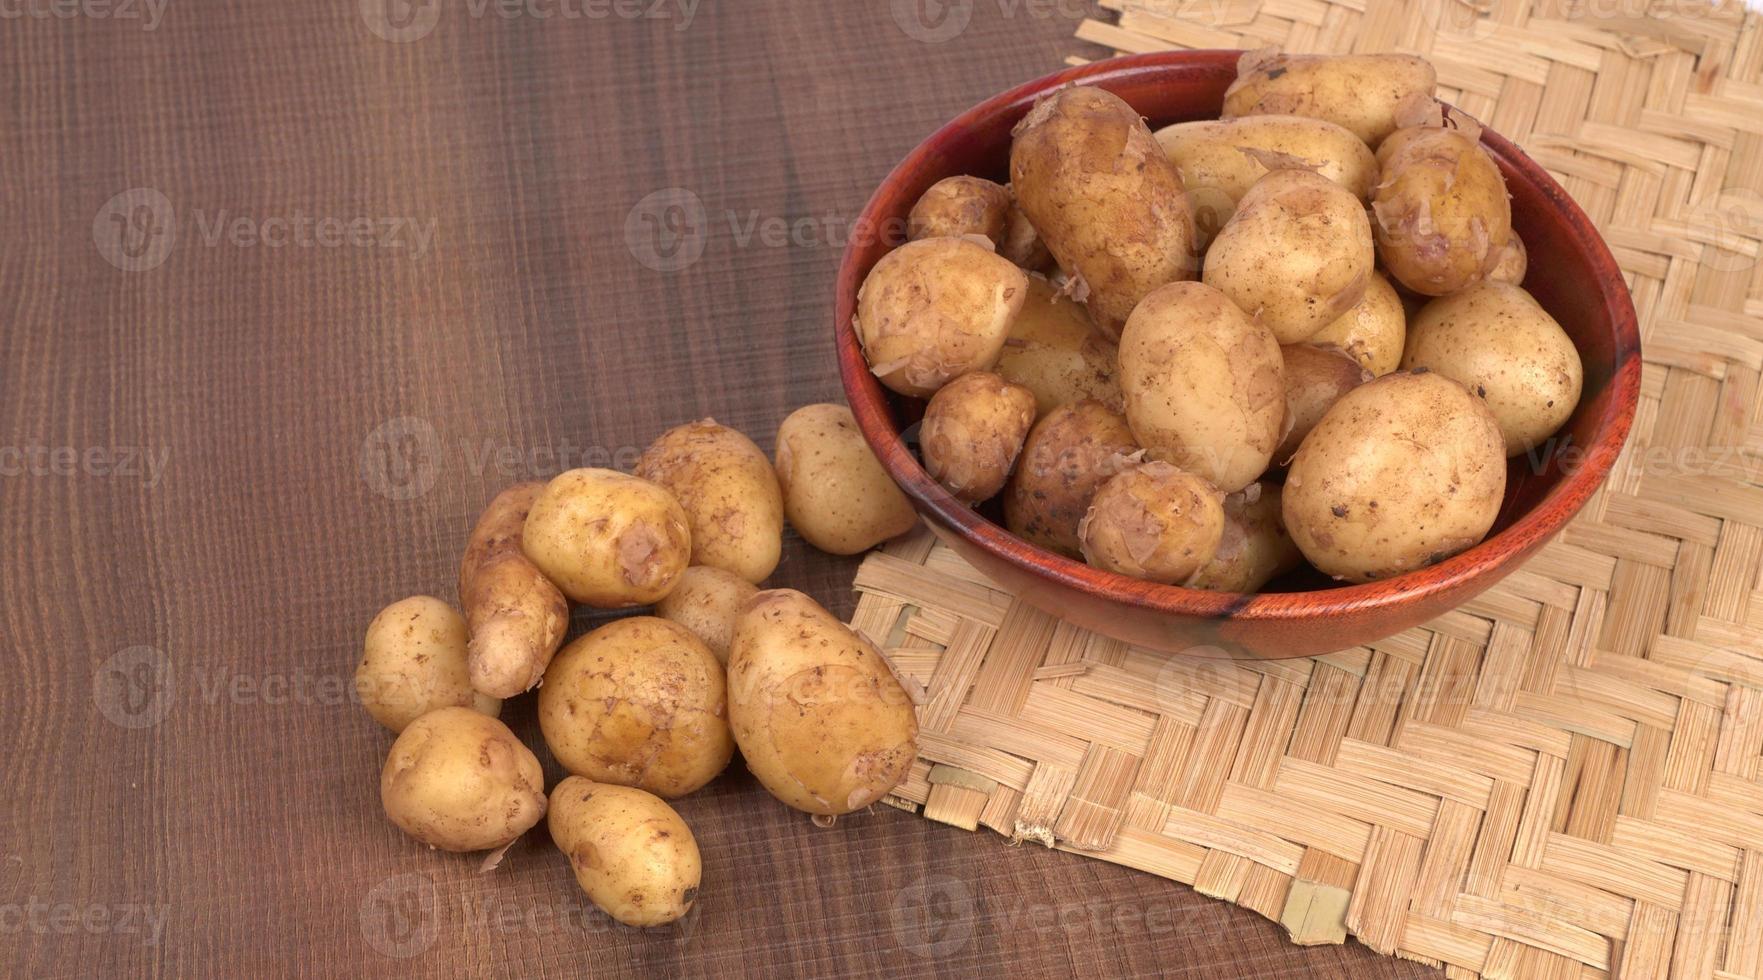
[{"left": 0, "top": 3, "right": 1434, "bottom": 976}]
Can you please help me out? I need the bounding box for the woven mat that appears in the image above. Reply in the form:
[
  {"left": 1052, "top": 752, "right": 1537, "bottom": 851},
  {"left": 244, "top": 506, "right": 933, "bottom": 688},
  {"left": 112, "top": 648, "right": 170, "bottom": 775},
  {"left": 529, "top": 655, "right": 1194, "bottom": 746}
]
[{"left": 850, "top": 4, "right": 1763, "bottom": 977}]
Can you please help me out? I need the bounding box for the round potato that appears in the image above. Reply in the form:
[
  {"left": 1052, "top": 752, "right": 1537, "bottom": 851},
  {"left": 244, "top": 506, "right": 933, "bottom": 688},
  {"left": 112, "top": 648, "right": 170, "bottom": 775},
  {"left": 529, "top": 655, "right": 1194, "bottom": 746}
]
[
  {"left": 774, "top": 404, "right": 917, "bottom": 555},
  {"left": 727, "top": 589, "right": 918, "bottom": 817},
  {"left": 1276, "top": 344, "right": 1371, "bottom": 463},
  {"left": 356, "top": 596, "right": 502, "bottom": 733},
  {"left": 549, "top": 777, "right": 700, "bottom": 927},
  {"left": 854, "top": 236, "right": 1028, "bottom": 398},
  {"left": 1222, "top": 49, "right": 1438, "bottom": 147},
  {"left": 1307, "top": 270, "right": 1406, "bottom": 377},
  {"left": 1402, "top": 282, "right": 1583, "bottom": 456},
  {"left": 539, "top": 617, "right": 733, "bottom": 798},
  {"left": 1186, "top": 483, "right": 1303, "bottom": 592},
  {"left": 993, "top": 274, "right": 1123, "bottom": 418},
  {"left": 1489, "top": 234, "right": 1528, "bottom": 285},
  {"left": 907, "top": 176, "right": 1012, "bottom": 247},
  {"left": 521, "top": 468, "right": 691, "bottom": 608},
  {"left": 1078, "top": 462, "right": 1225, "bottom": 584},
  {"left": 1154, "top": 114, "right": 1378, "bottom": 240},
  {"left": 636, "top": 419, "right": 784, "bottom": 584},
  {"left": 380, "top": 706, "right": 546, "bottom": 852},
  {"left": 920, "top": 372, "right": 1037, "bottom": 504},
  {"left": 1118, "top": 281, "right": 1285, "bottom": 493},
  {"left": 1203, "top": 169, "right": 1375, "bottom": 344},
  {"left": 655, "top": 565, "right": 759, "bottom": 664},
  {"left": 1373, "top": 125, "right": 1512, "bottom": 296},
  {"left": 1002, "top": 400, "right": 1141, "bottom": 558},
  {"left": 1284, "top": 370, "right": 1507, "bottom": 582},
  {"left": 1010, "top": 84, "right": 1196, "bottom": 340}
]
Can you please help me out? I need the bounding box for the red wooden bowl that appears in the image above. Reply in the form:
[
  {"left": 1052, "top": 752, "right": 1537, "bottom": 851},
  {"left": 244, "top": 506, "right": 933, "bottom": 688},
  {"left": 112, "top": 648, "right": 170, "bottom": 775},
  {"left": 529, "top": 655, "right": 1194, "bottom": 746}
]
[{"left": 834, "top": 51, "right": 1641, "bottom": 659}]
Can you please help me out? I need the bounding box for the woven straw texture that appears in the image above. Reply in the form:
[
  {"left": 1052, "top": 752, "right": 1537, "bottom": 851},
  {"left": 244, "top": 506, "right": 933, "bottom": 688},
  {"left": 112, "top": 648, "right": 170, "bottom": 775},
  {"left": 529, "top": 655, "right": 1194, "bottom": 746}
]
[{"left": 852, "top": 4, "right": 1763, "bottom": 977}]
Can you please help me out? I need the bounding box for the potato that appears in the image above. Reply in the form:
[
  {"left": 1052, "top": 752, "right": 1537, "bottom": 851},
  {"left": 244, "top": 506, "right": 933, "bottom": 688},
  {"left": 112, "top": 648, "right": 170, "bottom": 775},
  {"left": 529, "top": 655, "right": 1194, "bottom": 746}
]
[
  {"left": 1307, "top": 270, "right": 1406, "bottom": 377},
  {"left": 920, "top": 372, "right": 1037, "bottom": 504},
  {"left": 1001, "top": 195, "right": 1053, "bottom": 270},
  {"left": 1276, "top": 344, "right": 1371, "bottom": 464},
  {"left": 521, "top": 468, "right": 691, "bottom": 608},
  {"left": 774, "top": 404, "right": 918, "bottom": 555},
  {"left": 1002, "top": 400, "right": 1140, "bottom": 558},
  {"left": 1154, "top": 114, "right": 1378, "bottom": 240},
  {"left": 1078, "top": 462, "right": 1225, "bottom": 584},
  {"left": 1118, "top": 282, "right": 1285, "bottom": 493},
  {"left": 1284, "top": 370, "right": 1507, "bottom": 582},
  {"left": 1186, "top": 483, "right": 1303, "bottom": 592},
  {"left": 1009, "top": 85, "right": 1196, "bottom": 340},
  {"left": 380, "top": 706, "right": 545, "bottom": 852},
  {"left": 655, "top": 565, "right": 758, "bottom": 664},
  {"left": 853, "top": 237, "right": 1028, "bottom": 398},
  {"left": 1202, "top": 169, "right": 1375, "bottom": 344},
  {"left": 636, "top": 419, "right": 784, "bottom": 584},
  {"left": 727, "top": 589, "right": 918, "bottom": 816},
  {"left": 993, "top": 274, "right": 1123, "bottom": 418},
  {"left": 459, "top": 482, "right": 571, "bottom": 698},
  {"left": 549, "top": 777, "right": 700, "bottom": 927},
  {"left": 1402, "top": 282, "right": 1584, "bottom": 456},
  {"left": 356, "top": 596, "right": 501, "bottom": 733},
  {"left": 1222, "top": 49, "right": 1438, "bottom": 147},
  {"left": 1489, "top": 234, "right": 1528, "bottom": 285},
  {"left": 539, "top": 617, "right": 733, "bottom": 798},
  {"left": 907, "top": 176, "right": 1012, "bottom": 247},
  {"left": 1373, "top": 125, "right": 1512, "bottom": 296}
]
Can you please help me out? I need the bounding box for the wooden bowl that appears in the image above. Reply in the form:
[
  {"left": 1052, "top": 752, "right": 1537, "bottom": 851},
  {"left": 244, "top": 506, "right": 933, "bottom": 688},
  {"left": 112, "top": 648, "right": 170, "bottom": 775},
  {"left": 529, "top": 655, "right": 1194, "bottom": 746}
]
[{"left": 834, "top": 51, "right": 1641, "bottom": 659}]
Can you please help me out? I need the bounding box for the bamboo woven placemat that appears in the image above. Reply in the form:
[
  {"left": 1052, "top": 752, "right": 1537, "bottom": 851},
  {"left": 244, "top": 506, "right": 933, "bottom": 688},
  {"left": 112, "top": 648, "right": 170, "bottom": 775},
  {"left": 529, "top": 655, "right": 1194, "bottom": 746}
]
[{"left": 850, "top": 4, "right": 1763, "bottom": 977}]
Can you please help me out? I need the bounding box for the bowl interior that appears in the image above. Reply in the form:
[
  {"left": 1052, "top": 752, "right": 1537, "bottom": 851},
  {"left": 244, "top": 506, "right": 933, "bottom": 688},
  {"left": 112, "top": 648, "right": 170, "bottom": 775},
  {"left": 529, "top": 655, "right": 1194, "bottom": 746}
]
[{"left": 836, "top": 51, "right": 1641, "bottom": 623}]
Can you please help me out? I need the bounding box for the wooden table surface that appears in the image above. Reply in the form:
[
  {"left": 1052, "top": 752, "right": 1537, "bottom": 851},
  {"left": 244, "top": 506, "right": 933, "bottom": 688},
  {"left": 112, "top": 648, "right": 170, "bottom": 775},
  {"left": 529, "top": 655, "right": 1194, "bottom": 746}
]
[{"left": 2, "top": 2, "right": 1437, "bottom": 976}]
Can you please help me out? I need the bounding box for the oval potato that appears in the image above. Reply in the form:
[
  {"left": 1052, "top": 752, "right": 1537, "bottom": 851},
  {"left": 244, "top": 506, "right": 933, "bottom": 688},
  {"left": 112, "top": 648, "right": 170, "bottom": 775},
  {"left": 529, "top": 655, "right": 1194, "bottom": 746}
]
[
  {"left": 1276, "top": 343, "right": 1370, "bottom": 463},
  {"left": 655, "top": 565, "right": 759, "bottom": 664},
  {"left": 521, "top": 469, "right": 691, "bottom": 608},
  {"left": 907, "top": 176, "right": 1013, "bottom": 247},
  {"left": 1078, "top": 461, "right": 1225, "bottom": 584},
  {"left": 356, "top": 596, "right": 501, "bottom": 733},
  {"left": 380, "top": 706, "right": 546, "bottom": 852},
  {"left": 1306, "top": 270, "right": 1406, "bottom": 377},
  {"left": 1222, "top": 50, "right": 1438, "bottom": 147},
  {"left": 774, "top": 404, "right": 917, "bottom": 555},
  {"left": 1154, "top": 114, "right": 1378, "bottom": 238},
  {"left": 854, "top": 237, "right": 1028, "bottom": 398},
  {"left": 1186, "top": 483, "right": 1303, "bottom": 592},
  {"left": 993, "top": 274, "right": 1123, "bottom": 418},
  {"left": 920, "top": 371, "right": 1037, "bottom": 504},
  {"left": 727, "top": 589, "right": 918, "bottom": 816},
  {"left": 549, "top": 777, "right": 701, "bottom": 927},
  {"left": 1489, "top": 234, "right": 1528, "bottom": 285},
  {"left": 1373, "top": 126, "right": 1512, "bottom": 296},
  {"left": 1002, "top": 400, "right": 1140, "bottom": 558},
  {"left": 636, "top": 419, "right": 784, "bottom": 584}
]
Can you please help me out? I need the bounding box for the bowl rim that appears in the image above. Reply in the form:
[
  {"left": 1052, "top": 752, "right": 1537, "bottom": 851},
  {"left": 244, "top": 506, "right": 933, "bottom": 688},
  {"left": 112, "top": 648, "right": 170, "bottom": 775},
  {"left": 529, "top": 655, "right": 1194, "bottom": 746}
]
[{"left": 835, "top": 49, "right": 1643, "bottom": 627}]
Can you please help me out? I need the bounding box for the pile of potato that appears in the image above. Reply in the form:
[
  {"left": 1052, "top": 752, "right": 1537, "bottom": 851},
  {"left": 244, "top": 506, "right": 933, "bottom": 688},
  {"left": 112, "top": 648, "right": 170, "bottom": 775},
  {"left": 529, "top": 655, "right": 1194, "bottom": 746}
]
[
  {"left": 356, "top": 411, "right": 922, "bottom": 927},
  {"left": 855, "top": 48, "right": 1583, "bottom": 588}
]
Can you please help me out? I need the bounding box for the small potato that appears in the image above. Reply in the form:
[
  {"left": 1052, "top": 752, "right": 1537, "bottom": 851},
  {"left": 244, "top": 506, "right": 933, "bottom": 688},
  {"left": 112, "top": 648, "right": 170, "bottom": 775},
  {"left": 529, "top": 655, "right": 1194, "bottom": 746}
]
[
  {"left": 1154, "top": 114, "right": 1378, "bottom": 240},
  {"left": 549, "top": 777, "right": 700, "bottom": 927},
  {"left": 521, "top": 469, "right": 691, "bottom": 608},
  {"left": 1118, "top": 282, "right": 1285, "bottom": 493},
  {"left": 1402, "top": 282, "right": 1583, "bottom": 456},
  {"left": 854, "top": 237, "right": 1028, "bottom": 398},
  {"left": 774, "top": 404, "right": 917, "bottom": 555},
  {"left": 1373, "top": 125, "right": 1512, "bottom": 296},
  {"left": 920, "top": 372, "right": 1037, "bottom": 504},
  {"left": 539, "top": 617, "right": 733, "bottom": 798},
  {"left": 727, "top": 589, "right": 918, "bottom": 816},
  {"left": 1203, "top": 169, "right": 1375, "bottom": 344},
  {"left": 636, "top": 419, "right": 784, "bottom": 584},
  {"left": 907, "top": 176, "right": 1012, "bottom": 247},
  {"left": 656, "top": 565, "right": 759, "bottom": 664},
  {"left": 1307, "top": 270, "right": 1406, "bottom": 377},
  {"left": 993, "top": 274, "right": 1123, "bottom": 418},
  {"left": 1002, "top": 400, "right": 1141, "bottom": 558},
  {"left": 356, "top": 596, "right": 501, "bottom": 733},
  {"left": 1276, "top": 344, "right": 1371, "bottom": 463},
  {"left": 380, "top": 706, "right": 546, "bottom": 852},
  {"left": 1489, "top": 234, "right": 1528, "bottom": 285},
  {"left": 1186, "top": 483, "right": 1303, "bottom": 592},
  {"left": 459, "top": 482, "right": 571, "bottom": 698},
  {"left": 1000, "top": 196, "right": 1053, "bottom": 270},
  {"left": 1222, "top": 49, "right": 1438, "bottom": 147},
  {"left": 1078, "top": 462, "right": 1225, "bottom": 584},
  {"left": 1284, "top": 370, "right": 1507, "bottom": 582},
  {"left": 1010, "top": 85, "right": 1196, "bottom": 339}
]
